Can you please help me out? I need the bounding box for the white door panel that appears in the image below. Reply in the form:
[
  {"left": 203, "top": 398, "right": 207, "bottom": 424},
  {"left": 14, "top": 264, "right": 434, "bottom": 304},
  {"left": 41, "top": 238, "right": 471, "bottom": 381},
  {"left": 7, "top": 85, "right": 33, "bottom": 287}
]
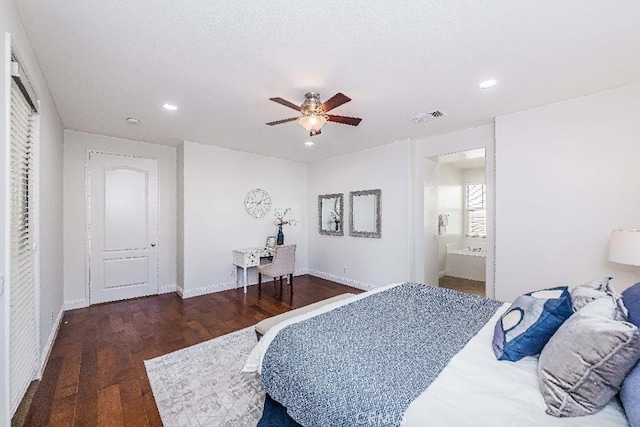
[
  {"left": 89, "top": 153, "right": 158, "bottom": 304},
  {"left": 103, "top": 257, "right": 149, "bottom": 289},
  {"left": 104, "top": 168, "right": 148, "bottom": 251}
]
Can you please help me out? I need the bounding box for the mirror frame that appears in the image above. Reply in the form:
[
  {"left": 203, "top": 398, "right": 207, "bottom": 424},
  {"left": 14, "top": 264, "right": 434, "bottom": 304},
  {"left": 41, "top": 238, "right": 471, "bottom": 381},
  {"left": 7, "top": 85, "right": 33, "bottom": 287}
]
[
  {"left": 318, "top": 193, "right": 344, "bottom": 236},
  {"left": 349, "top": 189, "right": 382, "bottom": 238}
]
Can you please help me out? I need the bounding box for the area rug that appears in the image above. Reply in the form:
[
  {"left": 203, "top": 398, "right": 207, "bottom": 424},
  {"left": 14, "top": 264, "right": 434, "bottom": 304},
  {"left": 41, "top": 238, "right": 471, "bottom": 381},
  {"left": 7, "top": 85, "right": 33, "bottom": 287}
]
[{"left": 145, "top": 326, "right": 265, "bottom": 426}]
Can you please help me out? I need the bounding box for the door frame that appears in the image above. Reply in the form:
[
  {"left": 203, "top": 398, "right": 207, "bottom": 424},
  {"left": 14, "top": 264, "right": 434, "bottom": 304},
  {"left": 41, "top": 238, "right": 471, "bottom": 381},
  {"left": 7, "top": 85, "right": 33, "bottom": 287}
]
[
  {"left": 424, "top": 150, "right": 488, "bottom": 289},
  {"left": 411, "top": 125, "right": 496, "bottom": 299},
  {"left": 85, "top": 149, "right": 160, "bottom": 304}
]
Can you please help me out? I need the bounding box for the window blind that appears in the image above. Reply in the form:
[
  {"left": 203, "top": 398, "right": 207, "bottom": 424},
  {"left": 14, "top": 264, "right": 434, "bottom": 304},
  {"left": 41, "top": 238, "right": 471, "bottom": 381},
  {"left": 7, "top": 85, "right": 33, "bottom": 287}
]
[
  {"left": 9, "top": 78, "right": 38, "bottom": 415},
  {"left": 466, "top": 184, "right": 486, "bottom": 238}
]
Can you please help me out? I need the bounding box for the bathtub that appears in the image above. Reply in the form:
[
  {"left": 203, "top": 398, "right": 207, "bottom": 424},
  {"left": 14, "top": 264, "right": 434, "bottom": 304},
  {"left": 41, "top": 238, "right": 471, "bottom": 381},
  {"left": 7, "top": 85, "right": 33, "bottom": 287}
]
[{"left": 446, "top": 247, "right": 486, "bottom": 282}]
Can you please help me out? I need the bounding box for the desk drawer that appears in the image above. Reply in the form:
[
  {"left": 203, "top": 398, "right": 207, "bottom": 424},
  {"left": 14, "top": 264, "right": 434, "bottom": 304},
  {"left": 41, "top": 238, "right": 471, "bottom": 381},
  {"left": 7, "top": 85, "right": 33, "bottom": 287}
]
[{"left": 233, "top": 250, "right": 260, "bottom": 267}]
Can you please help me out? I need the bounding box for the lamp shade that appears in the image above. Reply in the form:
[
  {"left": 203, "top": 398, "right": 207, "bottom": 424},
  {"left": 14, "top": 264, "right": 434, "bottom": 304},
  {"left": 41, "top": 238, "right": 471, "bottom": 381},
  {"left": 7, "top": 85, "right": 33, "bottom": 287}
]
[
  {"left": 609, "top": 229, "right": 640, "bottom": 266},
  {"left": 298, "top": 114, "right": 327, "bottom": 132}
]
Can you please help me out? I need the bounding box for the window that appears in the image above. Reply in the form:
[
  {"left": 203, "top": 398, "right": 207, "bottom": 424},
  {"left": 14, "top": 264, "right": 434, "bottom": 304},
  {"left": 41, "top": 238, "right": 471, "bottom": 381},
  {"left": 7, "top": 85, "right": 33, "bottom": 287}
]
[
  {"left": 9, "top": 62, "right": 39, "bottom": 415},
  {"left": 465, "top": 184, "right": 486, "bottom": 238}
]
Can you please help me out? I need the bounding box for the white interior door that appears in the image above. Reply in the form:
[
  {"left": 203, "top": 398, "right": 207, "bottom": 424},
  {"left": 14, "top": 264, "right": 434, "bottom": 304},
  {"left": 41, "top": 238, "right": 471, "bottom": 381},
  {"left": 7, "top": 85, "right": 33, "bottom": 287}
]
[{"left": 89, "top": 152, "right": 158, "bottom": 304}]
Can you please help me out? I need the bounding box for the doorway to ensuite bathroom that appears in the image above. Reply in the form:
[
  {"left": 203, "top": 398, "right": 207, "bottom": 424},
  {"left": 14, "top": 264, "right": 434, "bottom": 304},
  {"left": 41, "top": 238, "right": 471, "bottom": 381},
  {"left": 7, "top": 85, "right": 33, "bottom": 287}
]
[{"left": 426, "top": 148, "right": 487, "bottom": 296}]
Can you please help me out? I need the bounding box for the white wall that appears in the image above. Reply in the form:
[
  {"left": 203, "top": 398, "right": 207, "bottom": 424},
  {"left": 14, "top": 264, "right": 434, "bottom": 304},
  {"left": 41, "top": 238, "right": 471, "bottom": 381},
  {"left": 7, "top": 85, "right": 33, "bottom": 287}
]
[
  {"left": 176, "top": 143, "right": 184, "bottom": 291},
  {"left": 63, "top": 131, "right": 177, "bottom": 307},
  {"left": 308, "top": 140, "right": 413, "bottom": 289},
  {"left": 464, "top": 167, "right": 485, "bottom": 184},
  {"left": 1, "top": 0, "right": 65, "bottom": 420},
  {"left": 413, "top": 125, "right": 496, "bottom": 296},
  {"left": 179, "top": 141, "right": 308, "bottom": 297},
  {"left": 34, "top": 67, "right": 65, "bottom": 372},
  {"left": 495, "top": 82, "right": 640, "bottom": 302}
]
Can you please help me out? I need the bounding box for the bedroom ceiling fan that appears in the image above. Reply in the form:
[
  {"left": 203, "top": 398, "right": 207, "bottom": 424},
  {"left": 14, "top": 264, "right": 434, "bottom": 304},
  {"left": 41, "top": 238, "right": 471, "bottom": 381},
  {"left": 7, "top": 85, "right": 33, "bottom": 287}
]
[{"left": 266, "top": 92, "right": 362, "bottom": 136}]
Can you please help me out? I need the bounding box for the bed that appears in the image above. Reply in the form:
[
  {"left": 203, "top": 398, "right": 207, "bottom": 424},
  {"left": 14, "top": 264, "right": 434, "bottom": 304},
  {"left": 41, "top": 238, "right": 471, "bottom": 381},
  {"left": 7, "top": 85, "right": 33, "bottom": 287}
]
[{"left": 243, "top": 282, "right": 630, "bottom": 426}]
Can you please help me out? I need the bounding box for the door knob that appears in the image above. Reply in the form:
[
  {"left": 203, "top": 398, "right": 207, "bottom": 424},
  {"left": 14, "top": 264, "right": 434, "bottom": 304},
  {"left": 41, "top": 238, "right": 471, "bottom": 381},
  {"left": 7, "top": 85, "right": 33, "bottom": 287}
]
[{"left": 151, "top": 243, "right": 156, "bottom": 247}]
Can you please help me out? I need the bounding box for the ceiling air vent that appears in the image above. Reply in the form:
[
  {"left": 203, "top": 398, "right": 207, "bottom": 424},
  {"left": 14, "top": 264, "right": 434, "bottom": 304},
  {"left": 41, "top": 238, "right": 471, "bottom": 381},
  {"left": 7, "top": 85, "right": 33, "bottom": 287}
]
[{"left": 408, "top": 110, "right": 448, "bottom": 124}]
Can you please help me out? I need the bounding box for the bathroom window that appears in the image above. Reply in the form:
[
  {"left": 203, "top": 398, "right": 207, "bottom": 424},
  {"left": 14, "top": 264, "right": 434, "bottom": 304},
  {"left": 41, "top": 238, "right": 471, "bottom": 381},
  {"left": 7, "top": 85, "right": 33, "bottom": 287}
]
[{"left": 465, "top": 184, "right": 486, "bottom": 238}]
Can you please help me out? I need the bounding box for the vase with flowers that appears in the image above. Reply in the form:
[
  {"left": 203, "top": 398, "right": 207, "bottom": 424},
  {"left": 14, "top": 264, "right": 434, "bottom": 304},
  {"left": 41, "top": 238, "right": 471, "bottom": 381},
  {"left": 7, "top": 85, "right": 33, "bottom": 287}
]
[{"left": 274, "top": 208, "right": 297, "bottom": 245}]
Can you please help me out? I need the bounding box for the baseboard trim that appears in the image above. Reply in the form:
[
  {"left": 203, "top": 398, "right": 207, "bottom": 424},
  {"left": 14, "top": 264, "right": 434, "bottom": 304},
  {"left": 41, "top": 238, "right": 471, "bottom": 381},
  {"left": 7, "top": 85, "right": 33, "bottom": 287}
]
[
  {"left": 159, "top": 283, "right": 177, "bottom": 294},
  {"left": 40, "top": 306, "right": 64, "bottom": 376},
  {"left": 64, "top": 298, "right": 89, "bottom": 311},
  {"left": 295, "top": 268, "right": 310, "bottom": 276},
  {"left": 179, "top": 281, "right": 235, "bottom": 299},
  {"left": 306, "top": 270, "right": 376, "bottom": 291},
  {"left": 178, "top": 270, "right": 311, "bottom": 299}
]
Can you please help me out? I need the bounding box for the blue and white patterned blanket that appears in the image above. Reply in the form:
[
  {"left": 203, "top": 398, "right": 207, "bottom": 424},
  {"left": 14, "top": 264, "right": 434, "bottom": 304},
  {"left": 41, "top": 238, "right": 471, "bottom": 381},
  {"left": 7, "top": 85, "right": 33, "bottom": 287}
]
[{"left": 261, "top": 283, "right": 503, "bottom": 427}]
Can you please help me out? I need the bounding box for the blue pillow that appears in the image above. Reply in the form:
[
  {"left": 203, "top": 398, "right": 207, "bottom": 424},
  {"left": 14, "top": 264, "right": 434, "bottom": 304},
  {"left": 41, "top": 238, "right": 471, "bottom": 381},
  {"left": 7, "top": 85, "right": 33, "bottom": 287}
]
[
  {"left": 621, "top": 282, "right": 640, "bottom": 427},
  {"left": 492, "top": 286, "right": 573, "bottom": 362},
  {"left": 622, "top": 282, "right": 640, "bottom": 327},
  {"left": 621, "top": 362, "right": 640, "bottom": 427}
]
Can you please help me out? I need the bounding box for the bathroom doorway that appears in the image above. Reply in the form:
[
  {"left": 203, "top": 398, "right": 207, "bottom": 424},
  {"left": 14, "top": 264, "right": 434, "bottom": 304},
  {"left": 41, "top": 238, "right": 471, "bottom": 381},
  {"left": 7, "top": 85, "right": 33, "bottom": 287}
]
[{"left": 426, "top": 148, "right": 487, "bottom": 296}]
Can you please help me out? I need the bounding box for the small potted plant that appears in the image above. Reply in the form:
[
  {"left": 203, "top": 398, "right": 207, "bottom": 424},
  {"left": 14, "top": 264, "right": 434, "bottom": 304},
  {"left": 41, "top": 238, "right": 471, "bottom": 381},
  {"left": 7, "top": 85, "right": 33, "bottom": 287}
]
[{"left": 274, "top": 208, "right": 297, "bottom": 245}]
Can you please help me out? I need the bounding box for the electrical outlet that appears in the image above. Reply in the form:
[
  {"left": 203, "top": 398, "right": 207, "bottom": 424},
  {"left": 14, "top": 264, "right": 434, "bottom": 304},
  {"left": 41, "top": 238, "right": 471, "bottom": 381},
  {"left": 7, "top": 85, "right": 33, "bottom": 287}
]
[{"left": 343, "top": 267, "right": 348, "bottom": 274}]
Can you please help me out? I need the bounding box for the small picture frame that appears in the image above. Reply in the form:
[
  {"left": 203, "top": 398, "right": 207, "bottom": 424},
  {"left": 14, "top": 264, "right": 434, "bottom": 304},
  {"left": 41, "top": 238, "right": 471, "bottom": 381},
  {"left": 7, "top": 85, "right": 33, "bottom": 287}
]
[{"left": 265, "top": 236, "right": 277, "bottom": 250}]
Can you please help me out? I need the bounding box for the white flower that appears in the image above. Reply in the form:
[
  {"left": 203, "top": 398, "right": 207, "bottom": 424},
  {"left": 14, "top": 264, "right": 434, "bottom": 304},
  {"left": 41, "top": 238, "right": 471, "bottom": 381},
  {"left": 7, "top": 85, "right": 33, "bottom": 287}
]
[{"left": 274, "top": 207, "right": 297, "bottom": 226}]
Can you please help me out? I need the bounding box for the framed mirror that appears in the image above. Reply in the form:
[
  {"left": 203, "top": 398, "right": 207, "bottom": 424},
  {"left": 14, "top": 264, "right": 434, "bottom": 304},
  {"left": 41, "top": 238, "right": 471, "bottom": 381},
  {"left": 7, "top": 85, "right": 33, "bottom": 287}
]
[
  {"left": 318, "top": 193, "right": 344, "bottom": 236},
  {"left": 349, "top": 189, "right": 381, "bottom": 238},
  {"left": 265, "top": 236, "right": 277, "bottom": 250}
]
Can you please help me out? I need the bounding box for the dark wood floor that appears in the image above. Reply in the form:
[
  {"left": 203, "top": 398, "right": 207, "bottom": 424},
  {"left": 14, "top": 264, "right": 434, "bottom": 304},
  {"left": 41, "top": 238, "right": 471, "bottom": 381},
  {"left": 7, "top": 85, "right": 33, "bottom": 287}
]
[
  {"left": 22, "top": 275, "right": 361, "bottom": 426},
  {"left": 439, "top": 275, "right": 486, "bottom": 297}
]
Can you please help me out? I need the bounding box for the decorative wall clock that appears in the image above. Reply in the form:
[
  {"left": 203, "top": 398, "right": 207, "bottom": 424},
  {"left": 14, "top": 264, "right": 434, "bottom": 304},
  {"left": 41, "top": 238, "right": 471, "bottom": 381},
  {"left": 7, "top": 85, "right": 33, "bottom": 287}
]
[{"left": 244, "top": 188, "right": 272, "bottom": 218}]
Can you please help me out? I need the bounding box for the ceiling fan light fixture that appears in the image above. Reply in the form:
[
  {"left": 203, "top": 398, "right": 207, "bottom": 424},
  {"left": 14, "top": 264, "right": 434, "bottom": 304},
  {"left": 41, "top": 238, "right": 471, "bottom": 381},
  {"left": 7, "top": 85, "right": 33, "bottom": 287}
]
[
  {"left": 267, "top": 91, "right": 360, "bottom": 135},
  {"left": 298, "top": 114, "right": 328, "bottom": 135}
]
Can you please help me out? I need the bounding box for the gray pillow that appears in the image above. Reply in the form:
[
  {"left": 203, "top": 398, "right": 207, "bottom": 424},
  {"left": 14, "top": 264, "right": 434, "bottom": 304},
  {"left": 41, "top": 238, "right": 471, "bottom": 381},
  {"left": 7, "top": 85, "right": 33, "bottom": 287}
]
[
  {"left": 570, "top": 277, "right": 615, "bottom": 311},
  {"left": 538, "top": 297, "right": 640, "bottom": 417},
  {"left": 570, "top": 277, "right": 628, "bottom": 321}
]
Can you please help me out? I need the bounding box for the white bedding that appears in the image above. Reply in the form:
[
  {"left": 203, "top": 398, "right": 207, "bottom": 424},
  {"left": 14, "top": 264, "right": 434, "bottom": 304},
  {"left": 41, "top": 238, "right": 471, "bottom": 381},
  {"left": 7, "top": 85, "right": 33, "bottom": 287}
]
[
  {"left": 402, "top": 304, "right": 629, "bottom": 427},
  {"left": 244, "top": 286, "right": 629, "bottom": 426}
]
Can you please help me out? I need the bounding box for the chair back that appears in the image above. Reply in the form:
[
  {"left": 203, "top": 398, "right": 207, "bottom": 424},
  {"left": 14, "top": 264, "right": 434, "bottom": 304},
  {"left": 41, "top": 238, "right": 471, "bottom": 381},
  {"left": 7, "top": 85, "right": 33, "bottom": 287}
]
[{"left": 260, "top": 244, "right": 296, "bottom": 278}]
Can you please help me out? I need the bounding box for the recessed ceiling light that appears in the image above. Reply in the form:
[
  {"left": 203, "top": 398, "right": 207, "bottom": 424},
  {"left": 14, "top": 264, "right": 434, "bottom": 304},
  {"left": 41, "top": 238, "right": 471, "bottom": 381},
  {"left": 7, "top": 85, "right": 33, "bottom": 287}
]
[
  {"left": 478, "top": 79, "right": 498, "bottom": 89},
  {"left": 126, "top": 117, "right": 139, "bottom": 124},
  {"left": 304, "top": 141, "right": 314, "bottom": 147},
  {"left": 162, "top": 103, "right": 178, "bottom": 111}
]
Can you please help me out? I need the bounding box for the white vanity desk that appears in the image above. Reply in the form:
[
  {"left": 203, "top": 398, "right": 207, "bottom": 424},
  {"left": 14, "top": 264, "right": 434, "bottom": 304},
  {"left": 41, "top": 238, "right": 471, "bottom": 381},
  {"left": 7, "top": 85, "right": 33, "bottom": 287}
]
[{"left": 233, "top": 247, "right": 274, "bottom": 293}]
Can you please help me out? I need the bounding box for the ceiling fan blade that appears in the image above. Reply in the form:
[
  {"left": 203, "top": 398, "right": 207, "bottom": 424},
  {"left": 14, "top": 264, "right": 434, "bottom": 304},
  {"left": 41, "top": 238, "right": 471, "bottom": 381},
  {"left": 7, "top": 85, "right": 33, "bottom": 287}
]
[
  {"left": 327, "top": 115, "right": 362, "bottom": 126},
  {"left": 265, "top": 117, "right": 298, "bottom": 126},
  {"left": 269, "top": 97, "right": 301, "bottom": 111},
  {"left": 321, "top": 93, "right": 351, "bottom": 112}
]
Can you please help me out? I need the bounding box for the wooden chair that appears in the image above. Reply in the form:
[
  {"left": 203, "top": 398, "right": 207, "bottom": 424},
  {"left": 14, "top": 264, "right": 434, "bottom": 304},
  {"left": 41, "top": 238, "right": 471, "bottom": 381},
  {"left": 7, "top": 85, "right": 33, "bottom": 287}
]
[{"left": 258, "top": 244, "right": 296, "bottom": 297}]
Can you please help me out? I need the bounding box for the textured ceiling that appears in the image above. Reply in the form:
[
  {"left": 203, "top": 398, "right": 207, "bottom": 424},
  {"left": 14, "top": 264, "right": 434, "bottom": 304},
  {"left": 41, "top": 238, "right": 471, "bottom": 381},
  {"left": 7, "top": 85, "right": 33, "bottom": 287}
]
[{"left": 14, "top": 1, "right": 640, "bottom": 162}]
